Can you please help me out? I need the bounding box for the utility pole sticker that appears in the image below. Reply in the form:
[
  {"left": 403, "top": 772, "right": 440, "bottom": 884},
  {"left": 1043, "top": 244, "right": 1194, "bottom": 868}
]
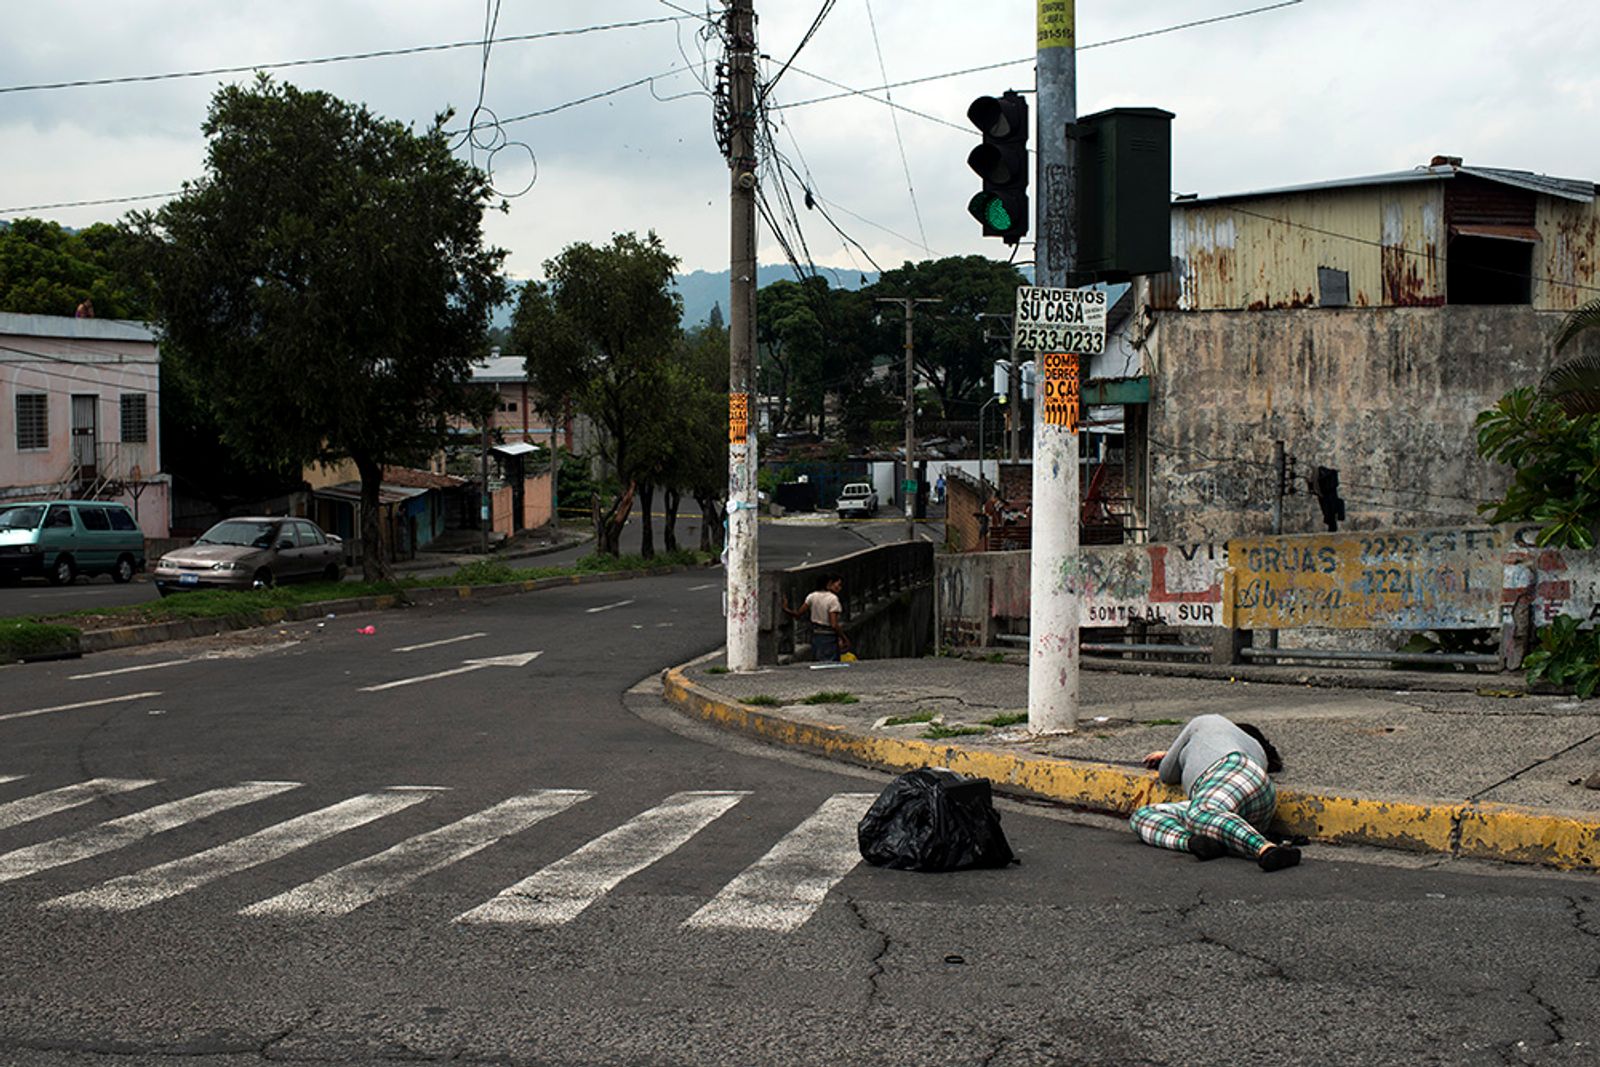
[
  {"left": 728, "top": 393, "right": 749, "bottom": 443},
  {"left": 1041, "top": 352, "right": 1080, "bottom": 432},
  {"left": 1038, "top": 0, "right": 1074, "bottom": 49}
]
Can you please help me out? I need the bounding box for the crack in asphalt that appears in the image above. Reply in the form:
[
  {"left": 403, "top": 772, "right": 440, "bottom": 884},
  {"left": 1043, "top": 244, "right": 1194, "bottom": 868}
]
[
  {"left": 259, "top": 1004, "right": 322, "bottom": 1060},
  {"left": 842, "top": 895, "right": 890, "bottom": 1005}
]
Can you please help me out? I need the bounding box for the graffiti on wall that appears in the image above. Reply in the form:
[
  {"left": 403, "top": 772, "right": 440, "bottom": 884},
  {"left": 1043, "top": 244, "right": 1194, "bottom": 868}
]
[
  {"left": 1230, "top": 528, "right": 1504, "bottom": 630},
  {"left": 1078, "top": 543, "right": 1225, "bottom": 627}
]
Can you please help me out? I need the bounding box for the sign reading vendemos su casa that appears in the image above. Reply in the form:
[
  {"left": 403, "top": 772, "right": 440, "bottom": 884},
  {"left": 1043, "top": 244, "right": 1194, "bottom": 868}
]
[{"left": 1012, "top": 284, "right": 1107, "bottom": 355}]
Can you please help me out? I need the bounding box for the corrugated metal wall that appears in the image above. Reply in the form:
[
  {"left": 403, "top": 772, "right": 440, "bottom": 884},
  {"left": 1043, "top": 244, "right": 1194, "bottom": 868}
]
[
  {"left": 1171, "top": 184, "right": 1445, "bottom": 310},
  {"left": 1536, "top": 197, "right": 1600, "bottom": 311}
]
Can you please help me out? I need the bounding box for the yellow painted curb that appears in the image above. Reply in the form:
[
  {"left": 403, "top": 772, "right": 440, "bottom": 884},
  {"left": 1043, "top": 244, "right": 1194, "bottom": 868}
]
[
  {"left": 1458, "top": 803, "right": 1600, "bottom": 869},
  {"left": 663, "top": 665, "right": 1600, "bottom": 872}
]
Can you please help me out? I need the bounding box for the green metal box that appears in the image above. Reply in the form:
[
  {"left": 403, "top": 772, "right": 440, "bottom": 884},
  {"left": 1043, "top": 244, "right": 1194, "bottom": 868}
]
[{"left": 1072, "top": 107, "right": 1174, "bottom": 280}]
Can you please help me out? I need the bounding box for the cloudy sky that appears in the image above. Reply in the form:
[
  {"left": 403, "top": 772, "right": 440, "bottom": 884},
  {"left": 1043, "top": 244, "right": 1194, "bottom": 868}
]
[{"left": 2, "top": 1, "right": 1598, "bottom": 282}]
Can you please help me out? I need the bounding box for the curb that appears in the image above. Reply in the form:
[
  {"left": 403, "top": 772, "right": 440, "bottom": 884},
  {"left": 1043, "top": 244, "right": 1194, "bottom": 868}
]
[
  {"left": 662, "top": 664, "right": 1600, "bottom": 873},
  {"left": 962, "top": 650, "right": 1527, "bottom": 695},
  {"left": 72, "top": 564, "right": 709, "bottom": 655}
]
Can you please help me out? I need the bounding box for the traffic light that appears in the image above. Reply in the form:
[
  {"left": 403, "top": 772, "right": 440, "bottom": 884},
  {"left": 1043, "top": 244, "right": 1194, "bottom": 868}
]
[
  {"left": 1314, "top": 466, "right": 1346, "bottom": 532},
  {"left": 966, "top": 91, "right": 1029, "bottom": 244}
]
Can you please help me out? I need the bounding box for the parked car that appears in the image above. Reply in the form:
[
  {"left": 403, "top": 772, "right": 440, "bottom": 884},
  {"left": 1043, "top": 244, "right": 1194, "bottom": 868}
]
[
  {"left": 0, "top": 500, "right": 145, "bottom": 586},
  {"left": 835, "top": 482, "right": 879, "bottom": 519},
  {"left": 152, "top": 517, "right": 343, "bottom": 595}
]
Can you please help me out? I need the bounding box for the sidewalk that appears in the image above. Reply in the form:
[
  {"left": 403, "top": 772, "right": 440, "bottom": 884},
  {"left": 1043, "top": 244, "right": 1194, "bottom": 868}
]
[
  {"left": 663, "top": 655, "right": 1600, "bottom": 872},
  {"left": 389, "top": 527, "right": 593, "bottom": 575}
]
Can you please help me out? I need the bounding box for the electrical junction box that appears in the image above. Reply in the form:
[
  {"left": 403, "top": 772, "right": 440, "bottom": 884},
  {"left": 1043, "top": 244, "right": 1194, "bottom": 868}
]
[{"left": 1071, "top": 107, "right": 1174, "bottom": 280}]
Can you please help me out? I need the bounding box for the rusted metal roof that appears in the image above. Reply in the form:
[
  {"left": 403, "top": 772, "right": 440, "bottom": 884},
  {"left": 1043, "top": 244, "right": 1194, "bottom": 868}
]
[{"left": 1181, "top": 163, "right": 1595, "bottom": 208}]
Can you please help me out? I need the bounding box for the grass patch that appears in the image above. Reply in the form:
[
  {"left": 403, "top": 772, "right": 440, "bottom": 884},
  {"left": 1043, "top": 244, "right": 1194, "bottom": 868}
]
[
  {"left": 883, "top": 710, "right": 936, "bottom": 726},
  {"left": 0, "top": 619, "right": 80, "bottom": 660},
  {"left": 981, "top": 712, "right": 1027, "bottom": 727},
  {"left": 705, "top": 665, "right": 730, "bottom": 675},
  {"left": 923, "top": 723, "right": 989, "bottom": 739},
  {"left": 1143, "top": 717, "right": 1183, "bottom": 726},
  {"left": 800, "top": 691, "right": 858, "bottom": 705},
  {"left": 985, "top": 652, "right": 1007, "bottom": 663},
  {"left": 29, "top": 550, "right": 716, "bottom": 632},
  {"left": 741, "top": 695, "right": 782, "bottom": 707}
]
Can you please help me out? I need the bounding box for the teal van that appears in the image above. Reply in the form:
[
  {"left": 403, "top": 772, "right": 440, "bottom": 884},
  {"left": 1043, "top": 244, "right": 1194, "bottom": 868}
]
[{"left": 0, "top": 500, "right": 146, "bottom": 585}]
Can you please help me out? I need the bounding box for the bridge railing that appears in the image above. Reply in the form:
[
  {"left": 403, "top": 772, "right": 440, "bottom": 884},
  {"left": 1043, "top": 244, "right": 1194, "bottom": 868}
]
[{"left": 759, "top": 540, "right": 935, "bottom": 664}]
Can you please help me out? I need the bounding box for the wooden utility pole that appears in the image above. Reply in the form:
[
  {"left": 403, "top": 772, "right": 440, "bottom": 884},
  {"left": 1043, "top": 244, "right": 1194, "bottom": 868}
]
[
  {"left": 877, "top": 296, "right": 940, "bottom": 541},
  {"left": 724, "top": 0, "right": 760, "bottom": 671}
]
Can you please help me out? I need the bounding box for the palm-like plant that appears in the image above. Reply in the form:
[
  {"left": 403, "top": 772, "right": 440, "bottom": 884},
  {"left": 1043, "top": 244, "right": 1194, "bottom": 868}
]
[{"left": 1542, "top": 298, "right": 1600, "bottom": 416}]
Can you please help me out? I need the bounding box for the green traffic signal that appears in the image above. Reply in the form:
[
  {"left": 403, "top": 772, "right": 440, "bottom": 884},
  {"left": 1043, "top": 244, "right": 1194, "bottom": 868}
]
[
  {"left": 965, "top": 90, "right": 1029, "bottom": 243},
  {"left": 967, "top": 192, "right": 1014, "bottom": 232}
]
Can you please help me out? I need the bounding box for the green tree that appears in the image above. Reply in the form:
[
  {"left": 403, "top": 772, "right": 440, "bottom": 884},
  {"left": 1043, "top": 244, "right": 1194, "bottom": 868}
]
[
  {"left": 1476, "top": 389, "right": 1600, "bottom": 548},
  {"left": 514, "top": 232, "right": 682, "bottom": 556},
  {"left": 1543, "top": 298, "right": 1600, "bottom": 416},
  {"left": 868, "top": 255, "right": 1025, "bottom": 418},
  {"left": 669, "top": 320, "right": 730, "bottom": 552},
  {"left": 137, "top": 77, "right": 507, "bottom": 580},
  {"left": 0, "top": 218, "right": 150, "bottom": 319}
]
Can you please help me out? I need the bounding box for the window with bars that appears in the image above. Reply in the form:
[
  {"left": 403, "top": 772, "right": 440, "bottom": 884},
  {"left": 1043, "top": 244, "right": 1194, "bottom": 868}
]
[
  {"left": 15, "top": 393, "right": 48, "bottom": 450},
  {"left": 120, "top": 393, "right": 148, "bottom": 443}
]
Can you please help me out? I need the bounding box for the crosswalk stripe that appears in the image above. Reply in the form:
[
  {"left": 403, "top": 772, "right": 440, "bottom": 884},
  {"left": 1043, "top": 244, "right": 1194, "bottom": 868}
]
[
  {"left": 43, "top": 788, "right": 436, "bottom": 912},
  {"left": 456, "top": 790, "right": 748, "bottom": 926},
  {"left": 684, "top": 793, "right": 876, "bottom": 933},
  {"left": 0, "top": 781, "right": 300, "bottom": 885},
  {"left": 0, "top": 775, "right": 22, "bottom": 787},
  {"left": 240, "top": 789, "right": 592, "bottom": 918},
  {"left": 0, "top": 778, "right": 158, "bottom": 832}
]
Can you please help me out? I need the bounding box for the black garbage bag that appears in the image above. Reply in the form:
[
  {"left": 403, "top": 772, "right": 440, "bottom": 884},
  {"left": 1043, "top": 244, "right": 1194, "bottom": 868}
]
[{"left": 857, "top": 767, "right": 1016, "bottom": 871}]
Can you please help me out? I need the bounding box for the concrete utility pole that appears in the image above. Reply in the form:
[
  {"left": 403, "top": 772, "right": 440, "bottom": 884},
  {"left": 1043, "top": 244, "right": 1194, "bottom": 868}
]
[
  {"left": 1029, "top": 0, "right": 1080, "bottom": 733},
  {"left": 877, "top": 296, "right": 940, "bottom": 541},
  {"left": 724, "top": 0, "right": 760, "bottom": 671}
]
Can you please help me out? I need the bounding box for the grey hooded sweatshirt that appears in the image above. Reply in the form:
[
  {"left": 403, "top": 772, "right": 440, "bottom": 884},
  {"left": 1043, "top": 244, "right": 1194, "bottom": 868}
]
[{"left": 1157, "top": 714, "right": 1268, "bottom": 794}]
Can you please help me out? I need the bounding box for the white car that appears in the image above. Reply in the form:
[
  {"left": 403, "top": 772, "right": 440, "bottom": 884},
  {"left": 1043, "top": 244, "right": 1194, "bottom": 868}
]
[{"left": 835, "top": 482, "right": 879, "bottom": 519}]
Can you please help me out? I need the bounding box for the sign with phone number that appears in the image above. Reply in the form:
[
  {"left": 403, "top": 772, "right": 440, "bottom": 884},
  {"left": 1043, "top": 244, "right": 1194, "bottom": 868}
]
[
  {"left": 1013, "top": 325, "right": 1105, "bottom": 354},
  {"left": 1013, "top": 284, "right": 1107, "bottom": 354}
]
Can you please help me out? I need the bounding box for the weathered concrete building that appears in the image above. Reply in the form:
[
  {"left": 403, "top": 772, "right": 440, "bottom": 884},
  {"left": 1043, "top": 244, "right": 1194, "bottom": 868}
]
[{"left": 1111, "top": 157, "right": 1600, "bottom": 543}]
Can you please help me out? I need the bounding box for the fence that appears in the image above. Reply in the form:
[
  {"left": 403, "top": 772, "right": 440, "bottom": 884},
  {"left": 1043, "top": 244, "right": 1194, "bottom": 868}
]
[
  {"left": 936, "top": 524, "right": 1588, "bottom": 669},
  {"left": 759, "top": 540, "right": 935, "bottom": 664}
]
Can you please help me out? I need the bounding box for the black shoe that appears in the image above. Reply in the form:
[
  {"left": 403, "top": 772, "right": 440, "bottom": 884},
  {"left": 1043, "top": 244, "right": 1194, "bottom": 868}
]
[
  {"left": 1189, "top": 836, "right": 1227, "bottom": 861},
  {"left": 1257, "top": 845, "right": 1302, "bottom": 872}
]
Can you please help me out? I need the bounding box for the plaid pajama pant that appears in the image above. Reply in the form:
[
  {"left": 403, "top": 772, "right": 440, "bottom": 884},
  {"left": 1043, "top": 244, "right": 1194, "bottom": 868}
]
[{"left": 1130, "top": 752, "right": 1276, "bottom": 858}]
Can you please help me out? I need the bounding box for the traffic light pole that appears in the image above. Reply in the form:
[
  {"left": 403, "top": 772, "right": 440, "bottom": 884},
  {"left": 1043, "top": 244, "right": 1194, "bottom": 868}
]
[
  {"left": 725, "top": 0, "right": 759, "bottom": 672},
  {"left": 1029, "top": 1, "right": 1080, "bottom": 733}
]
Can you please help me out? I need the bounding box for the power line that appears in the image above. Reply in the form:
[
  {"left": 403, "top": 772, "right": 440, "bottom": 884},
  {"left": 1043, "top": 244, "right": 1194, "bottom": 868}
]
[
  {"left": 0, "top": 15, "right": 695, "bottom": 95},
  {"left": 758, "top": 0, "right": 837, "bottom": 105},
  {"left": 0, "top": 192, "right": 178, "bottom": 216},
  {"left": 861, "top": 0, "right": 930, "bottom": 256},
  {"left": 772, "top": 1, "right": 1304, "bottom": 112}
]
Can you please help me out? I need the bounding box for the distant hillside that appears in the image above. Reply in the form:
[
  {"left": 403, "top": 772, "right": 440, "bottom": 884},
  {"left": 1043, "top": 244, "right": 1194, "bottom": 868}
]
[
  {"left": 674, "top": 266, "right": 877, "bottom": 327},
  {"left": 491, "top": 265, "right": 881, "bottom": 333}
]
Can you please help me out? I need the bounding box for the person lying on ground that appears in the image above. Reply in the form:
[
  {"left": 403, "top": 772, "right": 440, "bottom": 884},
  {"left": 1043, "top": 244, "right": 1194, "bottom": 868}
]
[{"left": 1130, "top": 713, "right": 1301, "bottom": 872}]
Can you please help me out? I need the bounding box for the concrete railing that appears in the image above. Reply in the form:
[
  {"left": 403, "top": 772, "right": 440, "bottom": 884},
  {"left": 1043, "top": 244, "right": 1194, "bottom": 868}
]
[{"left": 759, "top": 541, "right": 935, "bottom": 664}]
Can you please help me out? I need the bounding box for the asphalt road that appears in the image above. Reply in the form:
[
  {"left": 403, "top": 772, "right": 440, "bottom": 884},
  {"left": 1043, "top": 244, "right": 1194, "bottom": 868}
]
[{"left": 1, "top": 522, "right": 1593, "bottom": 1066}]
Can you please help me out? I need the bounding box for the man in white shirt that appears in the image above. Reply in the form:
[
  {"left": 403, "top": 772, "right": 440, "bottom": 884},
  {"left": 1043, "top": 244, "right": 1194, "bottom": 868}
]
[{"left": 783, "top": 573, "right": 850, "bottom": 662}]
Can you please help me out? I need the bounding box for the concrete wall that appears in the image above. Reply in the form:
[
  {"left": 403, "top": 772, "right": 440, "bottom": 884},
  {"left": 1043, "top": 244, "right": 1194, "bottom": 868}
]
[{"left": 1143, "top": 304, "right": 1596, "bottom": 545}]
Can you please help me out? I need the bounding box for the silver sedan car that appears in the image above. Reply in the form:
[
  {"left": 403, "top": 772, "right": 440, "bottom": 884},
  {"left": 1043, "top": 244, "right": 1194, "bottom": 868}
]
[{"left": 153, "top": 517, "right": 344, "bottom": 594}]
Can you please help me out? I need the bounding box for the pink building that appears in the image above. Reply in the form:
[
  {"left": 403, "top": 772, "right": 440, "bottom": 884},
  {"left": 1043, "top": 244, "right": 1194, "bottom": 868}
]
[{"left": 0, "top": 312, "right": 169, "bottom": 537}]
